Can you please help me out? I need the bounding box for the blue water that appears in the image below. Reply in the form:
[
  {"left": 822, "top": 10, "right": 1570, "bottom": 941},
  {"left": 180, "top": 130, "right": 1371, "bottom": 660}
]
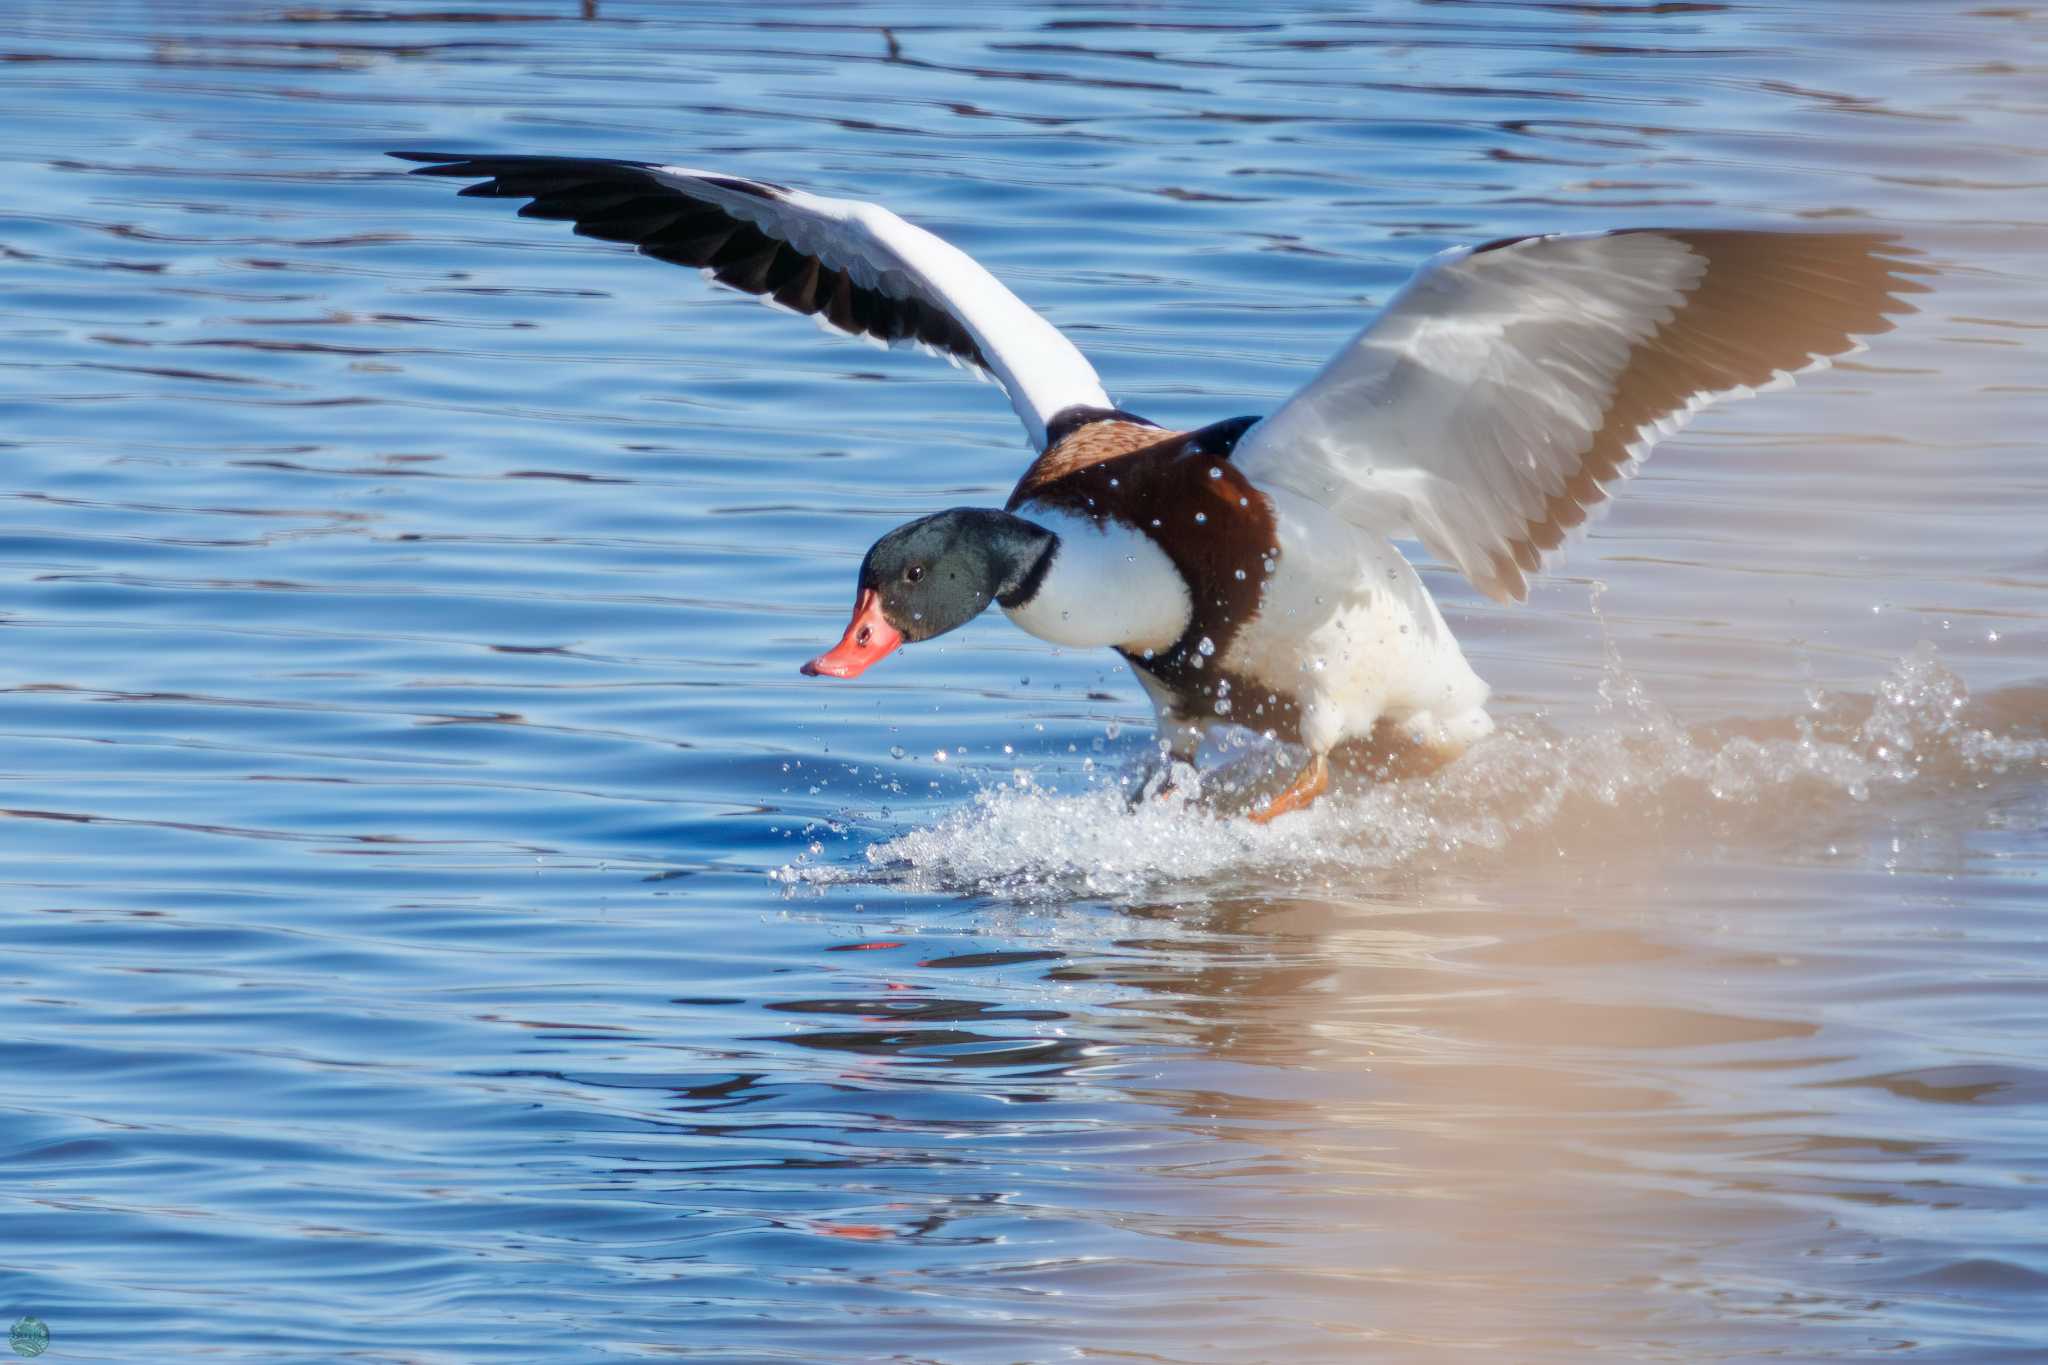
[{"left": 3, "top": 2, "right": 2045, "bottom": 1360}]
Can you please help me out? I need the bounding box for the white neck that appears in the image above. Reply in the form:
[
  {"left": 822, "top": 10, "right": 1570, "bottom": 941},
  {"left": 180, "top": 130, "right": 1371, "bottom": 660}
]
[{"left": 1001, "top": 501, "right": 1190, "bottom": 653}]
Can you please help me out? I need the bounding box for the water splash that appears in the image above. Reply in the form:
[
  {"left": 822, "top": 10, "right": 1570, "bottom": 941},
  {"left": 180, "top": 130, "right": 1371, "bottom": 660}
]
[{"left": 776, "top": 645, "right": 2046, "bottom": 901}]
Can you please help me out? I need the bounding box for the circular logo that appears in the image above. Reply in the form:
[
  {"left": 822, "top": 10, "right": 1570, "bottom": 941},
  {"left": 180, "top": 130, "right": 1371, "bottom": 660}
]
[{"left": 8, "top": 1317, "right": 47, "bottom": 1358}]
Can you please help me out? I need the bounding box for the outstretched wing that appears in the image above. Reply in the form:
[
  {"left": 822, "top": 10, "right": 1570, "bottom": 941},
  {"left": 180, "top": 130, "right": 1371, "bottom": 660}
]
[
  {"left": 392, "top": 152, "right": 1112, "bottom": 450},
  {"left": 1234, "top": 229, "right": 1929, "bottom": 602}
]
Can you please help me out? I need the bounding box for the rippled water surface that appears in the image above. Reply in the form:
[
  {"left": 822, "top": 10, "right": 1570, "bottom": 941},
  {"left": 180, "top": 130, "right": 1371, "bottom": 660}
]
[{"left": 3, "top": 2, "right": 2045, "bottom": 1360}]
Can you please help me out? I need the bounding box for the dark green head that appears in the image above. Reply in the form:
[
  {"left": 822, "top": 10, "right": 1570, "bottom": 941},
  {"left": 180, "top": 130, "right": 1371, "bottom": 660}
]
[{"left": 802, "top": 508, "right": 1055, "bottom": 677}]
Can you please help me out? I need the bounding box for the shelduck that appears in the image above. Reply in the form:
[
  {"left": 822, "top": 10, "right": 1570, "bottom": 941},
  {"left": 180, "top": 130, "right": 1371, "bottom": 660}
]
[{"left": 395, "top": 152, "right": 1925, "bottom": 821}]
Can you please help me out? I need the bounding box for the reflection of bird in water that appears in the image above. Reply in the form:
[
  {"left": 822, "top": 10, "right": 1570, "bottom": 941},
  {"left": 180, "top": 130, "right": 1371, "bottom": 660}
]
[{"left": 394, "top": 152, "right": 1925, "bottom": 819}]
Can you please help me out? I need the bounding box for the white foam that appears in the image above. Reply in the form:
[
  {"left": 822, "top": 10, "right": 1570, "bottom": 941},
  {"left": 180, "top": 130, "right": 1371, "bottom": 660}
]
[{"left": 774, "top": 644, "right": 2046, "bottom": 902}]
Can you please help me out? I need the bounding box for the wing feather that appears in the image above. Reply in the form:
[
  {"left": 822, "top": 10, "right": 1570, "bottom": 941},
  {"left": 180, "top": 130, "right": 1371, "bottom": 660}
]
[
  {"left": 392, "top": 152, "right": 1112, "bottom": 449},
  {"left": 1237, "top": 228, "right": 1930, "bottom": 601}
]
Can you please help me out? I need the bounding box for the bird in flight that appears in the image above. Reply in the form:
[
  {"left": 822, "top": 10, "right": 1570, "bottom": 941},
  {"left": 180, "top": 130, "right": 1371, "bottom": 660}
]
[{"left": 394, "top": 151, "right": 1924, "bottom": 821}]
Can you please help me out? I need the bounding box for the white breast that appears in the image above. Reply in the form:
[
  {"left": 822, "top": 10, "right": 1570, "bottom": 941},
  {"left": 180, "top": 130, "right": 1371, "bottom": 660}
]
[{"left": 1001, "top": 501, "right": 1190, "bottom": 653}]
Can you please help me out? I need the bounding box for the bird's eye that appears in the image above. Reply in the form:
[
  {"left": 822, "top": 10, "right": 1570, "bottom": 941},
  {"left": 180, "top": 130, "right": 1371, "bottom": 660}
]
[{"left": 905, "top": 564, "right": 925, "bottom": 584}]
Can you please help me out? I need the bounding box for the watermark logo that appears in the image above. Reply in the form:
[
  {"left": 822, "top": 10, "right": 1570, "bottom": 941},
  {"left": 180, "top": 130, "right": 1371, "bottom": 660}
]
[{"left": 7, "top": 1317, "right": 46, "bottom": 1359}]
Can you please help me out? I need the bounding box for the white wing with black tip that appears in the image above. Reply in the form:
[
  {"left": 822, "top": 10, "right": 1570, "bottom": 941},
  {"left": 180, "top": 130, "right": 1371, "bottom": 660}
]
[
  {"left": 392, "top": 152, "right": 1113, "bottom": 450},
  {"left": 1234, "top": 228, "right": 1930, "bottom": 602}
]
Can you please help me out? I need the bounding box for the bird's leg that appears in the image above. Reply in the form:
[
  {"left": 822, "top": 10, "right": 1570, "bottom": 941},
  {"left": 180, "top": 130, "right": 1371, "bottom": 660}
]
[
  {"left": 1129, "top": 715, "right": 1203, "bottom": 808},
  {"left": 1250, "top": 750, "right": 1329, "bottom": 824}
]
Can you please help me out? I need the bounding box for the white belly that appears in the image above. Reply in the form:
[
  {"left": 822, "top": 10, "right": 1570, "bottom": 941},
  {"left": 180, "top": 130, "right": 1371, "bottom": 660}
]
[{"left": 1223, "top": 485, "right": 1492, "bottom": 754}]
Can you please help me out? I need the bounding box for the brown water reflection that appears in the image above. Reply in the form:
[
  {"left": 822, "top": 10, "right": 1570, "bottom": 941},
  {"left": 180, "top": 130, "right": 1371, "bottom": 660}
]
[{"left": 1022, "top": 869, "right": 2007, "bottom": 1351}]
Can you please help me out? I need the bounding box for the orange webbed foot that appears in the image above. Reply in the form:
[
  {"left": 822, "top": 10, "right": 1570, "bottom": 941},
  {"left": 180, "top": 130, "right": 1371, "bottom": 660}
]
[{"left": 1249, "top": 751, "right": 1329, "bottom": 824}]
